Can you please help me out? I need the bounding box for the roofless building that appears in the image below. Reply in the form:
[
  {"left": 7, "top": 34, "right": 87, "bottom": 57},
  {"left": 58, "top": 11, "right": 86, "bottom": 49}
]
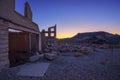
[{"left": 0, "top": 0, "right": 41, "bottom": 70}]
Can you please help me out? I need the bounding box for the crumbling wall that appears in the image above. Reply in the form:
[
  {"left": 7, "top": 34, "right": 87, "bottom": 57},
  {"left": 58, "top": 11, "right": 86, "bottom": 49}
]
[
  {"left": 0, "top": 0, "right": 15, "bottom": 19},
  {"left": 0, "top": 0, "right": 39, "bottom": 32},
  {"left": 41, "top": 25, "right": 57, "bottom": 52},
  {"left": 24, "top": 2, "right": 32, "bottom": 20}
]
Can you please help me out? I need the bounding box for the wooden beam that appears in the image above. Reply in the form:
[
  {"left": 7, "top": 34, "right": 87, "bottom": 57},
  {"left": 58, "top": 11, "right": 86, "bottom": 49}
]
[
  {"left": 0, "top": 19, "right": 40, "bottom": 34},
  {"left": 7, "top": 22, "right": 39, "bottom": 34}
]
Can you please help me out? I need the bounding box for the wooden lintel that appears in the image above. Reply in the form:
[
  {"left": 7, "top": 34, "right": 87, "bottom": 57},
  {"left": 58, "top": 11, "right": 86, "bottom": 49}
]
[{"left": 0, "top": 18, "right": 40, "bottom": 34}]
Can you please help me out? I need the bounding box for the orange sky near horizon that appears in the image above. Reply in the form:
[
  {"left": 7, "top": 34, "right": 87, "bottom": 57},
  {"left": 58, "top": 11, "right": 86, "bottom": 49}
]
[
  {"left": 56, "top": 26, "right": 120, "bottom": 39},
  {"left": 57, "top": 32, "right": 120, "bottom": 39},
  {"left": 57, "top": 31, "right": 120, "bottom": 39}
]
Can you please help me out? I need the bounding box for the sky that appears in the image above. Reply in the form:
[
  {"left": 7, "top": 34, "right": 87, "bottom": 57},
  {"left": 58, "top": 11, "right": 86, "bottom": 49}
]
[{"left": 16, "top": 0, "right": 120, "bottom": 39}]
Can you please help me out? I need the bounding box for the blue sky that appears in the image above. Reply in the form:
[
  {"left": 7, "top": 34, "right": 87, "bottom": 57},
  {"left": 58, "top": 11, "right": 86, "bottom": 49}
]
[{"left": 16, "top": 0, "right": 120, "bottom": 38}]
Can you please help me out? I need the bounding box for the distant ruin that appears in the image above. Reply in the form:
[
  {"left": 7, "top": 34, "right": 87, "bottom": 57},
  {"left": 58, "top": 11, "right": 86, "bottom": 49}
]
[{"left": 41, "top": 24, "right": 57, "bottom": 52}]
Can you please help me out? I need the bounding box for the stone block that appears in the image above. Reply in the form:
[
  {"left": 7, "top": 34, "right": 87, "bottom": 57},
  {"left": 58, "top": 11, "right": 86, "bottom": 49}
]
[
  {"left": 0, "top": 44, "right": 8, "bottom": 49},
  {"left": 0, "top": 30, "right": 8, "bottom": 35},
  {"left": 74, "top": 52, "right": 83, "bottom": 57},
  {"left": 51, "top": 51, "right": 57, "bottom": 54},
  {"left": 0, "top": 53, "right": 8, "bottom": 61},
  {"left": 0, "top": 60, "right": 9, "bottom": 72},
  {"left": 44, "top": 53, "right": 56, "bottom": 61},
  {"left": 81, "top": 49, "right": 89, "bottom": 54},
  {"left": 0, "top": 48, "right": 8, "bottom": 54},
  {"left": 0, "top": 39, "right": 8, "bottom": 44}
]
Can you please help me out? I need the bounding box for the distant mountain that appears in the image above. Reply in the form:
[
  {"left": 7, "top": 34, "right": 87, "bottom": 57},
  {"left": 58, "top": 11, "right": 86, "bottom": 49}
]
[{"left": 60, "top": 31, "right": 120, "bottom": 44}]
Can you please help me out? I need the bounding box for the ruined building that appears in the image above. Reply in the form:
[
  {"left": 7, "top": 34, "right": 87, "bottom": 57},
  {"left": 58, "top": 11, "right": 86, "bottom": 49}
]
[
  {"left": 41, "top": 25, "right": 57, "bottom": 52},
  {"left": 0, "top": 0, "right": 41, "bottom": 70}
]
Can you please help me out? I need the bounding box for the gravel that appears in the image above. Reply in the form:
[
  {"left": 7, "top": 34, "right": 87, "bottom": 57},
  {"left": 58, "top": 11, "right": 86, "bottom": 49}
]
[{"left": 0, "top": 48, "right": 120, "bottom": 80}]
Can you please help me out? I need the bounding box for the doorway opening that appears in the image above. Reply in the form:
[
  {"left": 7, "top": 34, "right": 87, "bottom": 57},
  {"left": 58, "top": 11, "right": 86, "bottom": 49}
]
[{"left": 8, "top": 29, "right": 29, "bottom": 67}]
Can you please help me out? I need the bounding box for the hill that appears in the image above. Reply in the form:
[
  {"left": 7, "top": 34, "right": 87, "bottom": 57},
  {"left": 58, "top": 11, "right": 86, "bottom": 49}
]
[{"left": 60, "top": 31, "right": 120, "bottom": 44}]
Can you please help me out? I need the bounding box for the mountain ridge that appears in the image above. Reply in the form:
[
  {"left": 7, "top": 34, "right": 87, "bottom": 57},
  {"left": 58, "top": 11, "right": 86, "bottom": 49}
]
[{"left": 59, "top": 31, "right": 120, "bottom": 44}]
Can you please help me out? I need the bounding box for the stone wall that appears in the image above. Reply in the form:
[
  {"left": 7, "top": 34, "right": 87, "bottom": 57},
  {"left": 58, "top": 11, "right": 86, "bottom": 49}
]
[
  {"left": 0, "top": 24, "right": 9, "bottom": 71},
  {"left": 0, "top": 0, "right": 15, "bottom": 20},
  {"left": 24, "top": 2, "right": 32, "bottom": 20},
  {"left": 12, "top": 11, "right": 39, "bottom": 32}
]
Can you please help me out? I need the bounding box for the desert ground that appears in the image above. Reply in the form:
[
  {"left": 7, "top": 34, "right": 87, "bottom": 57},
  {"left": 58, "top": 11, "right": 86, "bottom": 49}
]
[{"left": 0, "top": 48, "right": 120, "bottom": 80}]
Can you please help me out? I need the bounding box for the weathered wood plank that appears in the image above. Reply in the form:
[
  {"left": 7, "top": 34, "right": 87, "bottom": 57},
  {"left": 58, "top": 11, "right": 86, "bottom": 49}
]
[{"left": 8, "top": 23, "right": 39, "bottom": 34}]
